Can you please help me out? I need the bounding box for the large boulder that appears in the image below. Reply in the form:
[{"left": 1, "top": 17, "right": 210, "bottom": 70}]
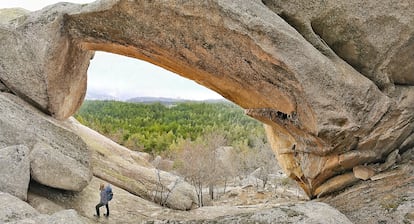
[
  {"left": 0, "top": 93, "right": 92, "bottom": 191},
  {"left": 30, "top": 142, "right": 91, "bottom": 191},
  {"left": 0, "top": 145, "right": 30, "bottom": 200},
  {"left": 0, "top": 4, "right": 93, "bottom": 119},
  {"left": 0, "top": 0, "right": 413, "bottom": 198}
]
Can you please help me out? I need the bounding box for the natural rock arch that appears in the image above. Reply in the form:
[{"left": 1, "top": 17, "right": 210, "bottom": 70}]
[{"left": 1, "top": 0, "right": 413, "bottom": 198}]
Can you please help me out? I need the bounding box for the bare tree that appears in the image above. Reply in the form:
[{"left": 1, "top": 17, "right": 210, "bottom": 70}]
[
  {"left": 250, "top": 139, "right": 279, "bottom": 189},
  {"left": 231, "top": 136, "right": 279, "bottom": 189},
  {"left": 152, "top": 168, "right": 176, "bottom": 207},
  {"left": 171, "top": 132, "right": 280, "bottom": 205},
  {"left": 215, "top": 146, "right": 238, "bottom": 194},
  {"left": 172, "top": 132, "right": 227, "bottom": 206}
]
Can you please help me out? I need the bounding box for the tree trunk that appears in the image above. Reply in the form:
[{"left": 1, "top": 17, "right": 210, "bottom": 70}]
[
  {"left": 209, "top": 184, "right": 214, "bottom": 200},
  {"left": 199, "top": 182, "right": 203, "bottom": 206},
  {"left": 223, "top": 178, "right": 227, "bottom": 194}
]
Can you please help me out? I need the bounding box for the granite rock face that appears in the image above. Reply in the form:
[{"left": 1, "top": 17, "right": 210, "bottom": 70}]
[
  {"left": 321, "top": 148, "right": 414, "bottom": 224},
  {"left": 0, "top": 192, "right": 39, "bottom": 223},
  {"left": 0, "top": 0, "right": 413, "bottom": 198},
  {"left": 0, "top": 4, "right": 92, "bottom": 119},
  {"left": 145, "top": 201, "right": 353, "bottom": 224},
  {"left": 262, "top": 0, "right": 414, "bottom": 90},
  {"left": 30, "top": 142, "right": 91, "bottom": 191},
  {"left": 0, "top": 145, "right": 30, "bottom": 200},
  {"left": 9, "top": 210, "right": 87, "bottom": 224},
  {"left": 0, "top": 192, "right": 86, "bottom": 224},
  {"left": 0, "top": 93, "right": 92, "bottom": 191}
]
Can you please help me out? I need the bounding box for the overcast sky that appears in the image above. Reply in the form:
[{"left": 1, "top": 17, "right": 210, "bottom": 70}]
[{"left": 0, "top": 0, "right": 224, "bottom": 101}]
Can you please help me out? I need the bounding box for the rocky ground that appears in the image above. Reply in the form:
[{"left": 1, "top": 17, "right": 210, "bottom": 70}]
[
  {"left": 28, "top": 149, "right": 411, "bottom": 224},
  {"left": 27, "top": 176, "right": 350, "bottom": 224}
]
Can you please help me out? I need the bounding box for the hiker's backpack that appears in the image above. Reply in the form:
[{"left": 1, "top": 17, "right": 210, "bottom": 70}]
[{"left": 105, "top": 185, "right": 113, "bottom": 201}]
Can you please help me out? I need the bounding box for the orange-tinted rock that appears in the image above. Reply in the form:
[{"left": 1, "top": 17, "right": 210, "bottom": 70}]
[{"left": 353, "top": 165, "right": 376, "bottom": 180}]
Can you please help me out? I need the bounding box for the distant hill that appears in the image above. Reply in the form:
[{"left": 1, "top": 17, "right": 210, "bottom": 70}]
[
  {"left": 126, "top": 96, "right": 228, "bottom": 104},
  {"left": 84, "top": 91, "right": 228, "bottom": 104},
  {"left": 85, "top": 92, "right": 120, "bottom": 101},
  {"left": 127, "top": 96, "right": 188, "bottom": 104}
]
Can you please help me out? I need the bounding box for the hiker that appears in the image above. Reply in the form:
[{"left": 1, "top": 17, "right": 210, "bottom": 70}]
[{"left": 95, "top": 183, "right": 111, "bottom": 217}]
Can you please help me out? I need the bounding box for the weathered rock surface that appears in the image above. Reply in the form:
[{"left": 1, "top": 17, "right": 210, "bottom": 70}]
[
  {"left": 8, "top": 210, "right": 87, "bottom": 224},
  {"left": 0, "top": 93, "right": 92, "bottom": 191},
  {"left": 0, "top": 192, "right": 39, "bottom": 223},
  {"left": 27, "top": 192, "right": 65, "bottom": 215},
  {"left": 30, "top": 142, "right": 91, "bottom": 191},
  {"left": 0, "top": 4, "right": 92, "bottom": 119},
  {"left": 63, "top": 117, "right": 197, "bottom": 210},
  {"left": 0, "top": 8, "right": 29, "bottom": 26},
  {"left": 262, "top": 0, "right": 414, "bottom": 89},
  {"left": 0, "top": 81, "right": 10, "bottom": 92},
  {"left": 321, "top": 148, "right": 414, "bottom": 224},
  {"left": 353, "top": 165, "right": 375, "bottom": 180},
  {"left": 1, "top": 191, "right": 87, "bottom": 224},
  {"left": 1, "top": 0, "right": 413, "bottom": 199},
  {"left": 145, "top": 202, "right": 352, "bottom": 224},
  {"left": 0, "top": 145, "right": 30, "bottom": 201}
]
